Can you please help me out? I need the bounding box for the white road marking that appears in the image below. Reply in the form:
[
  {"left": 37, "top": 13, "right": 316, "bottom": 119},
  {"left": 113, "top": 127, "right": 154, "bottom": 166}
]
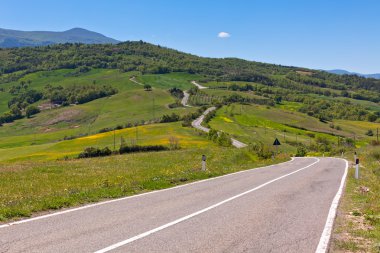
[
  {"left": 315, "top": 158, "right": 348, "bottom": 253},
  {"left": 0, "top": 158, "right": 298, "bottom": 229},
  {"left": 94, "top": 158, "right": 320, "bottom": 253}
]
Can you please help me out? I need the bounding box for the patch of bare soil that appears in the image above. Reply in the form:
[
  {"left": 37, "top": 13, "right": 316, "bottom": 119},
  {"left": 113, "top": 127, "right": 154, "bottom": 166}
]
[
  {"left": 38, "top": 102, "right": 60, "bottom": 111},
  {"left": 296, "top": 70, "right": 313, "bottom": 76},
  {"left": 44, "top": 109, "right": 82, "bottom": 126}
]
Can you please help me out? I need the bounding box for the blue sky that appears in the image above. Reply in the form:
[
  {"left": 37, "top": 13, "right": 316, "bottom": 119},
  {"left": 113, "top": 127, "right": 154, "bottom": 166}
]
[{"left": 2, "top": 0, "right": 379, "bottom": 73}]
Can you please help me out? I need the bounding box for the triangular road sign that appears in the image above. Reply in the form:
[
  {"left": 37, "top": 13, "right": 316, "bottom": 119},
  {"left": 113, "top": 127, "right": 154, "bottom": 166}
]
[{"left": 273, "top": 138, "right": 281, "bottom": 146}]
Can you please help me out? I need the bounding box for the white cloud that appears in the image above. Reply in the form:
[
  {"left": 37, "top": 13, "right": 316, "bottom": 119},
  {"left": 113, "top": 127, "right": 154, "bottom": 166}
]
[{"left": 217, "top": 32, "right": 231, "bottom": 38}]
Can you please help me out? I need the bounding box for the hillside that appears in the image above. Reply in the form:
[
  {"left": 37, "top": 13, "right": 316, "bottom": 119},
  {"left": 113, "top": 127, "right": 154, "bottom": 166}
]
[
  {"left": 0, "top": 41, "right": 379, "bottom": 242},
  {"left": 326, "top": 69, "right": 380, "bottom": 79},
  {"left": 0, "top": 27, "right": 119, "bottom": 48}
]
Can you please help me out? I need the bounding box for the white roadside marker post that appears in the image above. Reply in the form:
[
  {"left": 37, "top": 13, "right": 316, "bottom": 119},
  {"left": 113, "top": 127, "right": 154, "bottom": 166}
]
[
  {"left": 202, "top": 155, "right": 206, "bottom": 171},
  {"left": 355, "top": 158, "right": 359, "bottom": 179}
]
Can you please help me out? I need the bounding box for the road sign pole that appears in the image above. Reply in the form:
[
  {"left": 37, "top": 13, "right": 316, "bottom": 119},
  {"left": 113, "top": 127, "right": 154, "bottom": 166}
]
[
  {"left": 355, "top": 158, "right": 359, "bottom": 179},
  {"left": 273, "top": 138, "right": 281, "bottom": 156},
  {"left": 202, "top": 155, "right": 206, "bottom": 171}
]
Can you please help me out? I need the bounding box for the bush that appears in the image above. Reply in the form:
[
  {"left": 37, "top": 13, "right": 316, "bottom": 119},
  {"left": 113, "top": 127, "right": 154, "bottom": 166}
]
[
  {"left": 168, "top": 88, "right": 184, "bottom": 99},
  {"left": 25, "top": 105, "right": 40, "bottom": 118},
  {"left": 208, "top": 129, "right": 218, "bottom": 142},
  {"left": 365, "top": 129, "right": 374, "bottom": 136},
  {"left": 161, "top": 113, "right": 180, "bottom": 123},
  {"left": 217, "top": 132, "right": 232, "bottom": 147},
  {"left": 295, "top": 146, "right": 308, "bottom": 157},
  {"left": 143, "top": 84, "right": 152, "bottom": 91},
  {"left": 249, "top": 142, "right": 273, "bottom": 159},
  {"left": 168, "top": 136, "right": 180, "bottom": 150},
  {"left": 119, "top": 145, "right": 168, "bottom": 154},
  {"left": 78, "top": 147, "right": 112, "bottom": 158}
]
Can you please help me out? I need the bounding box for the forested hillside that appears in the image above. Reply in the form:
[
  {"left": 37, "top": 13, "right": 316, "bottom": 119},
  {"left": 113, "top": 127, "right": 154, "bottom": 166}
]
[{"left": 0, "top": 41, "right": 379, "bottom": 123}]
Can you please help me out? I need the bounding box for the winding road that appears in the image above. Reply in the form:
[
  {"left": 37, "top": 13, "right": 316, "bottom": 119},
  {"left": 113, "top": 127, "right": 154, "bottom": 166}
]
[
  {"left": 0, "top": 157, "right": 347, "bottom": 253},
  {"left": 191, "top": 106, "right": 248, "bottom": 148}
]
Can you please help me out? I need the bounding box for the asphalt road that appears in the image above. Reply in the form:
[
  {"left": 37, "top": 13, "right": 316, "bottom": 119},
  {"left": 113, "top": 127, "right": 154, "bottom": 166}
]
[
  {"left": 0, "top": 157, "right": 347, "bottom": 253},
  {"left": 181, "top": 91, "right": 191, "bottom": 107},
  {"left": 191, "top": 107, "right": 247, "bottom": 148}
]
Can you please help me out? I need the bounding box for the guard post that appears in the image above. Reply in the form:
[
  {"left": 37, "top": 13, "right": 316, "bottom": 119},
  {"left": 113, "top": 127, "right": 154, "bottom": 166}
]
[
  {"left": 355, "top": 158, "right": 359, "bottom": 179},
  {"left": 202, "top": 154, "right": 206, "bottom": 171}
]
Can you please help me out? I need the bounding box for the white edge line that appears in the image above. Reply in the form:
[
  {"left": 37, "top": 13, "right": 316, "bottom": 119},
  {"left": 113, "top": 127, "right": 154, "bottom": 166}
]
[
  {"left": 0, "top": 157, "right": 299, "bottom": 229},
  {"left": 94, "top": 158, "right": 320, "bottom": 253},
  {"left": 315, "top": 158, "right": 348, "bottom": 253}
]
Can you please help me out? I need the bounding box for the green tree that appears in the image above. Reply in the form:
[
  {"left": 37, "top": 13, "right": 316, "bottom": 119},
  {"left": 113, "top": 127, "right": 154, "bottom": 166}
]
[
  {"left": 144, "top": 84, "right": 152, "bottom": 91},
  {"left": 26, "top": 105, "right": 40, "bottom": 118}
]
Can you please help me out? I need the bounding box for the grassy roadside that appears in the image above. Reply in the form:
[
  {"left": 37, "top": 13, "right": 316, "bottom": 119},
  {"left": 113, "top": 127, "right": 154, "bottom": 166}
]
[
  {"left": 0, "top": 146, "right": 289, "bottom": 223},
  {"left": 331, "top": 147, "right": 380, "bottom": 252}
]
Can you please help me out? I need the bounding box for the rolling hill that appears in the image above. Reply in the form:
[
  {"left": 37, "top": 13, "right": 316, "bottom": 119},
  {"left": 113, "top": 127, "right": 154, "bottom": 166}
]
[
  {"left": 0, "top": 27, "right": 119, "bottom": 48},
  {"left": 326, "top": 69, "right": 380, "bottom": 79},
  {"left": 0, "top": 40, "right": 379, "bottom": 227}
]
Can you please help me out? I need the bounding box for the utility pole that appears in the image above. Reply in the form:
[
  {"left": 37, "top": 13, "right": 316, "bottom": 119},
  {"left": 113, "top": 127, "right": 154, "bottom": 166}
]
[
  {"left": 113, "top": 129, "right": 116, "bottom": 151},
  {"left": 152, "top": 97, "right": 155, "bottom": 120},
  {"left": 377, "top": 128, "right": 379, "bottom": 142},
  {"left": 135, "top": 126, "right": 138, "bottom": 145}
]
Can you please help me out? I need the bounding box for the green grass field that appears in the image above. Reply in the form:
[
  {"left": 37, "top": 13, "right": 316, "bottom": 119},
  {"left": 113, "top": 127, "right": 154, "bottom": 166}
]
[
  {"left": 332, "top": 147, "right": 380, "bottom": 252},
  {"left": 1, "top": 69, "right": 380, "bottom": 233},
  {"left": 0, "top": 70, "right": 199, "bottom": 149},
  {"left": 208, "top": 103, "right": 379, "bottom": 152},
  {"left": 0, "top": 122, "right": 213, "bottom": 162},
  {"left": 0, "top": 146, "right": 289, "bottom": 221}
]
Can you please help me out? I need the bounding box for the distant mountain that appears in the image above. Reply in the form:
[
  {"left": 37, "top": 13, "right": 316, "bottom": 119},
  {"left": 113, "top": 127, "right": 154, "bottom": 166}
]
[
  {"left": 326, "top": 69, "right": 380, "bottom": 79},
  {"left": 0, "top": 27, "right": 119, "bottom": 48}
]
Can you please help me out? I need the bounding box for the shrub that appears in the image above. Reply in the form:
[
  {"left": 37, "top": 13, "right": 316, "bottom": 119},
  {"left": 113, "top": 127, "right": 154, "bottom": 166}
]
[
  {"left": 168, "top": 136, "right": 180, "bottom": 150},
  {"left": 217, "top": 132, "right": 232, "bottom": 147},
  {"left": 208, "top": 129, "right": 218, "bottom": 142},
  {"left": 365, "top": 129, "right": 374, "bottom": 136},
  {"left": 168, "top": 88, "right": 184, "bottom": 99},
  {"left": 25, "top": 105, "right": 40, "bottom": 118},
  {"left": 119, "top": 145, "right": 168, "bottom": 154},
  {"left": 295, "top": 146, "right": 307, "bottom": 157},
  {"left": 249, "top": 142, "right": 273, "bottom": 159},
  {"left": 78, "top": 147, "right": 112, "bottom": 158},
  {"left": 161, "top": 113, "right": 180, "bottom": 123},
  {"left": 143, "top": 84, "right": 152, "bottom": 91}
]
